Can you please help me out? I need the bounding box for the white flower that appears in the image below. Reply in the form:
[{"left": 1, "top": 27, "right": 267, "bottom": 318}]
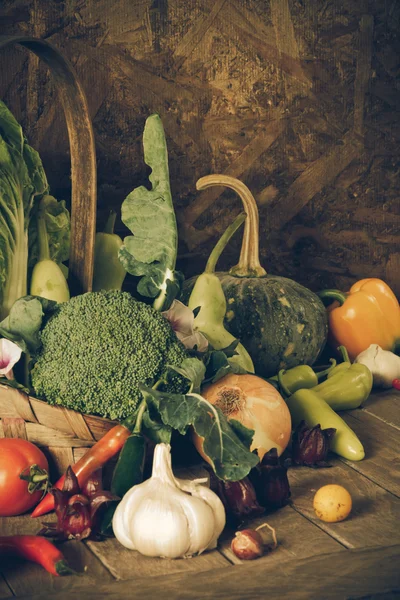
[
  {"left": 162, "top": 300, "right": 208, "bottom": 352},
  {"left": 0, "top": 338, "right": 22, "bottom": 378}
]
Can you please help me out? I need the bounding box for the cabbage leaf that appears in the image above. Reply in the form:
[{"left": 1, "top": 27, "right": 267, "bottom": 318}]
[{"left": 118, "top": 114, "right": 180, "bottom": 311}]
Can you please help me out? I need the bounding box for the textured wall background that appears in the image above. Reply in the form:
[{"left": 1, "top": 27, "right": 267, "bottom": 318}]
[{"left": 1, "top": 0, "right": 399, "bottom": 295}]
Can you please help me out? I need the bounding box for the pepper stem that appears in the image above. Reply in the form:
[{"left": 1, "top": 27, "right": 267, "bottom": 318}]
[
  {"left": 338, "top": 345, "right": 351, "bottom": 363},
  {"left": 318, "top": 289, "right": 348, "bottom": 306},
  {"left": 103, "top": 211, "right": 117, "bottom": 235},
  {"left": 277, "top": 369, "right": 292, "bottom": 398},
  {"left": 316, "top": 358, "right": 337, "bottom": 380},
  {"left": 196, "top": 175, "right": 267, "bottom": 277},
  {"left": 133, "top": 399, "right": 147, "bottom": 434},
  {"left": 205, "top": 213, "right": 246, "bottom": 274},
  {"left": 55, "top": 559, "right": 77, "bottom": 576}
]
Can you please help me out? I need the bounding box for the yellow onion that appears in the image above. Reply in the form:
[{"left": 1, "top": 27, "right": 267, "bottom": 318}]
[{"left": 193, "top": 374, "right": 292, "bottom": 461}]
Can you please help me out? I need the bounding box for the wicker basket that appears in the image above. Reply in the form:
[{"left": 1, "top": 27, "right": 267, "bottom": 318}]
[{"left": 0, "top": 36, "right": 111, "bottom": 477}]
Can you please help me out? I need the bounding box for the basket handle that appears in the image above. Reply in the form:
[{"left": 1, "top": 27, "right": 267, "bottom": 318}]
[{"left": 0, "top": 35, "right": 96, "bottom": 294}]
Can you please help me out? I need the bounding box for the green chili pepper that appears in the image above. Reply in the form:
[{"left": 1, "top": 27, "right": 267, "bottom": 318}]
[
  {"left": 271, "top": 360, "right": 337, "bottom": 395},
  {"left": 279, "top": 372, "right": 365, "bottom": 462},
  {"left": 100, "top": 403, "right": 147, "bottom": 535},
  {"left": 312, "top": 346, "right": 373, "bottom": 410},
  {"left": 110, "top": 433, "right": 146, "bottom": 497}
]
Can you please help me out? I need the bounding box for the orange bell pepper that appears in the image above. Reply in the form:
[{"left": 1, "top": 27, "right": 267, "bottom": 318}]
[{"left": 318, "top": 278, "right": 400, "bottom": 361}]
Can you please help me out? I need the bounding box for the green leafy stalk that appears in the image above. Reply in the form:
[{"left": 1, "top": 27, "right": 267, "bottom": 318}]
[
  {"left": 140, "top": 384, "right": 259, "bottom": 481},
  {"left": 0, "top": 101, "right": 49, "bottom": 319},
  {"left": 118, "top": 114, "right": 180, "bottom": 311}
]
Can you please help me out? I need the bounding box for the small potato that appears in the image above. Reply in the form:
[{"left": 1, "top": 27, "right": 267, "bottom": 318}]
[{"left": 313, "top": 484, "right": 352, "bottom": 523}]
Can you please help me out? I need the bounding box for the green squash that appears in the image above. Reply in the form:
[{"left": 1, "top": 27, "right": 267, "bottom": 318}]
[{"left": 181, "top": 175, "right": 328, "bottom": 378}]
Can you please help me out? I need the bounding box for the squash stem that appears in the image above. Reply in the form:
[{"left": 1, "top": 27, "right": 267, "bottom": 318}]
[
  {"left": 205, "top": 212, "right": 247, "bottom": 274},
  {"left": 196, "top": 175, "right": 267, "bottom": 277}
]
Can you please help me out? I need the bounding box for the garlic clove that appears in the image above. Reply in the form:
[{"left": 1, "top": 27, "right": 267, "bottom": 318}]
[
  {"left": 185, "top": 483, "right": 226, "bottom": 550},
  {"left": 112, "top": 481, "right": 153, "bottom": 550},
  {"left": 177, "top": 491, "right": 216, "bottom": 556}
]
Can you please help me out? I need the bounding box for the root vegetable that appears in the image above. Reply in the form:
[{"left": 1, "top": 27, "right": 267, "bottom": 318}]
[{"left": 192, "top": 373, "right": 291, "bottom": 461}]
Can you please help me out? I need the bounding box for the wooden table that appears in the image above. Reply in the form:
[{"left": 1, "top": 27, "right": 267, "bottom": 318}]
[{"left": 1, "top": 390, "right": 400, "bottom": 599}]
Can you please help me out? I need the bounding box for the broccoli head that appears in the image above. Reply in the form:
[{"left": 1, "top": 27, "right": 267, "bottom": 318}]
[{"left": 30, "top": 290, "right": 189, "bottom": 420}]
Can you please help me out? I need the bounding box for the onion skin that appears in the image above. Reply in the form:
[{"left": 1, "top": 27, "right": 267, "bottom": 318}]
[{"left": 193, "top": 374, "right": 292, "bottom": 461}]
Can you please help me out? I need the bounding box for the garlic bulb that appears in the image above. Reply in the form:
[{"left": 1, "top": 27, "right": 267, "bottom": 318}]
[
  {"left": 354, "top": 344, "right": 400, "bottom": 388},
  {"left": 112, "top": 443, "right": 226, "bottom": 559}
]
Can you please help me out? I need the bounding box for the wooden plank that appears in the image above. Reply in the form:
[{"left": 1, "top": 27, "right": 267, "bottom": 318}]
[
  {"left": 172, "top": 0, "right": 228, "bottom": 70},
  {"left": 268, "top": 130, "right": 363, "bottom": 230},
  {"left": 15, "top": 545, "right": 400, "bottom": 600},
  {"left": 183, "top": 115, "right": 286, "bottom": 229},
  {"left": 0, "top": 515, "right": 114, "bottom": 598},
  {"left": 339, "top": 409, "right": 400, "bottom": 497},
  {"left": 288, "top": 460, "right": 400, "bottom": 549},
  {"left": 362, "top": 390, "right": 400, "bottom": 429},
  {"left": 0, "top": 574, "right": 12, "bottom": 600},
  {"left": 86, "top": 537, "right": 229, "bottom": 580},
  {"left": 353, "top": 15, "right": 374, "bottom": 135},
  {"left": 219, "top": 504, "right": 343, "bottom": 566},
  {"left": 270, "top": 0, "right": 311, "bottom": 100}
]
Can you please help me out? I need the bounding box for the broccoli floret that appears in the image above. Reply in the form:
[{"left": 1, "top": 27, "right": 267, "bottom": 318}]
[{"left": 30, "top": 290, "right": 188, "bottom": 420}]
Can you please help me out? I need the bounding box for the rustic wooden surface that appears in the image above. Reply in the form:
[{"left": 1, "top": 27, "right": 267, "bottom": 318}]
[
  {"left": 0, "top": 389, "right": 399, "bottom": 599},
  {"left": 0, "top": 0, "right": 399, "bottom": 297}
]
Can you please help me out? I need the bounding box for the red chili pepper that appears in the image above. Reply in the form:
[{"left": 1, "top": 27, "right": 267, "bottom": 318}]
[
  {"left": 392, "top": 379, "right": 400, "bottom": 391},
  {"left": 0, "top": 536, "right": 75, "bottom": 576},
  {"left": 31, "top": 414, "right": 136, "bottom": 518}
]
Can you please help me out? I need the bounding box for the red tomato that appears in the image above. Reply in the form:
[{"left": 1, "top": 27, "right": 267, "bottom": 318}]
[{"left": 0, "top": 439, "right": 49, "bottom": 517}]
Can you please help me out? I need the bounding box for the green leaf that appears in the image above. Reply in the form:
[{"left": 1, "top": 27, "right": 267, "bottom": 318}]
[
  {"left": 203, "top": 349, "right": 248, "bottom": 384},
  {"left": 166, "top": 357, "right": 206, "bottom": 394},
  {"left": 139, "top": 385, "right": 259, "bottom": 481},
  {"left": 0, "top": 296, "right": 57, "bottom": 353},
  {"left": 119, "top": 114, "right": 178, "bottom": 310},
  {"left": 142, "top": 408, "right": 172, "bottom": 444},
  {"left": 229, "top": 418, "right": 255, "bottom": 449}
]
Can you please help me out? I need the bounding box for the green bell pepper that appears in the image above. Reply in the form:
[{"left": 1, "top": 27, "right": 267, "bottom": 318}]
[{"left": 313, "top": 346, "right": 373, "bottom": 410}]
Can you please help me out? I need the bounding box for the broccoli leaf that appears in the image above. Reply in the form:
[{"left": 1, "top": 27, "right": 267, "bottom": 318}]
[
  {"left": 203, "top": 349, "right": 248, "bottom": 384},
  {"left": 142, "top": 409, "right": 172, "bottom": 444},
  {"left": 119, "top": 114, "right": 179, "bottom": 311},
  {"left": 165, "top": 357, "right": 206, "bottom": 394},
  {"left": 139, "top": 385, "right": 259, "bottom": 481},
  {"left": 0, "top": 296, "right": 57, "bottom": 353}
]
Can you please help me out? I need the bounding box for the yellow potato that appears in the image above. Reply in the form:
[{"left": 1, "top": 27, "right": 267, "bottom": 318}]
[{"left": 313, "top": 484, "right": 352, "bottom": 523}]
